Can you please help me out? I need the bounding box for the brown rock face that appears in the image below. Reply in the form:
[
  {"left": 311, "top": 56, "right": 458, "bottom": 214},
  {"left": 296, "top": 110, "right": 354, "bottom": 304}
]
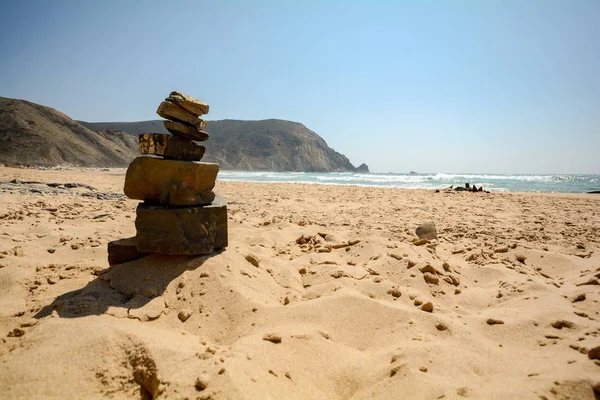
[
  {"left": 167, "top": 91, "right": 210, "bottom": 117},
  {"left": 139, "top": 133, "right": 205, "bottom": 161},
  {"left": 107, "top": 237, "right": 151, "bottom": 265},
  {"left": 135, "top": 196, "right": 228, "bottom": 255},
  {"left": 163, "top": 120, "right": 210, "bottom": 141},
  {"left": 156, "top": 101, "right": 207, "bottom": 131},
  {"left": 124, "top": 157, "right": 218, "bottom": 206}
]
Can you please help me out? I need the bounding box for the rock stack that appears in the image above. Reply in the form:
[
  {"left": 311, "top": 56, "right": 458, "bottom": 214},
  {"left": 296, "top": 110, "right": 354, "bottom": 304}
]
[{"left": 108, "top": 91, "right": 227, "bottom": 265}]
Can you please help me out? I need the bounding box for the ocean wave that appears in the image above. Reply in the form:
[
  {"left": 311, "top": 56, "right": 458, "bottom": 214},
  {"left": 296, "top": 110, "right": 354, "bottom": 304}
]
[{"left": 217, "top": 171, "right": 600, "bottom": 193}]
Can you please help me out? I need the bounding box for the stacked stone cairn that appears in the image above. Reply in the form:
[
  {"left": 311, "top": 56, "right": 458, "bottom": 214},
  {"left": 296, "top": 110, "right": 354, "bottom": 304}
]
[{"left": 107, "top": 91, "right": 227, "bottom": 265}]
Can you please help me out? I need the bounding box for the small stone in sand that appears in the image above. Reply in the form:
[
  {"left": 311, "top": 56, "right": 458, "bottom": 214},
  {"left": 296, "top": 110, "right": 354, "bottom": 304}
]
[
  {"left": 588, "top": 346, "right": 600, "bottom": 360},
  {"left": 415, "top": 221, "right": 437, "bottom": 240},
  {"left": 263, "top": 333, "right": 282, "bottom": 343},
  {"left": 421, "top": 302, "right": 434, "bottom": 312},
  {"left": 178, "top": 309, "right": 193, "bottom": 322},
  {"left": 423, "top": 273, "right": 439, "bottom": 285},
  {"left": 47, "top": 248, "right": 55, "bottom": 254},
  {"left": 414, "top": 299, "right": 423, "bottom": 306},
  {"left": 246, "top": 254, "right": 260, "bottom": 267},
  {"left": 388, "top": 289, "right": 402, "bottom": 298},
  {"left": 107, "top": 237, "right": 150, "bottom": 266},
  {"left": 515, "top": 253, "right": 527, "bottom": 263},
  {"left": 195, "top": 374, "right": 209, "bottom": 391},
  {"left": 413, "top": 238, "right": 429, "bottom": 246},
  {"left": 487, "top": 318, "right": 504, "bottom": 325},
  {"left": 7, "top": 328, "right": 25, "bottom": 337},
  {"left": 436, "top": 323, "right": 448, "bottom": 331},
  {"left": 551, "top": 320, "right": 574, "bottom": 330},
  {"left": 419, "top": 366, "right": 428, "bottom": 372},
  {"left": 571, "top": 293, "right": 586, "bottom": 303}
]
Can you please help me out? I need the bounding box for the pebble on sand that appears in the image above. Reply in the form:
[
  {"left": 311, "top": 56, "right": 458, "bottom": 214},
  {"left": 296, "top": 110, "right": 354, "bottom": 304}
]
[
  {"left": 263, "top": 333, "right": 282, "bottom": 343},
  {"left": 246, "top": 254, "right": 260, "bottom": 267},
  {"left": 423, "top": 272, "right": 439, "bottom": 285},
  {"left": 178, "top": 309, "right": 193, "bottom": 322},
  {"left": 436, "top": 323, "right": 448, "bottom": 331},
  {"left": 415, "top": 221, "right": 437, "bottom": 241},
  {"left": 588, "top": 346, "right": 600, "bottom": 360},
  {"left": 551, "top": 320, "right": 574, "bottom": 330},
  {"left": 195, "top": 374, "right": 209, "bottom": 391},
  {"left": 571, "top": 293, "right": 586, "bottom": 303}
]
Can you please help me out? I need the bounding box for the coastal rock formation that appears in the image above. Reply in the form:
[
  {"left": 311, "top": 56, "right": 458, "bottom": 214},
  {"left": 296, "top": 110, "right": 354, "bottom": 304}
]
[
  {"left": 79, "top": 118, "right": 368, "bottom": 172},
  {"left": 0, "top": 96, "right": 368, "bottom": 172},
  {"left": 109, "top": 91, "right": 228, "bottom": 257},
  {"left": 356, "top": 163, "right": 370, "bottom": 173},
  {"left": 0, "top": 97, "right": 137, "bottom": 167}
]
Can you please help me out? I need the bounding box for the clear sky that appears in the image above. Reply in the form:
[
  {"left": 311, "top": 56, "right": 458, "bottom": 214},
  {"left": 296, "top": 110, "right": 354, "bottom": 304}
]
[{"left": 1, "top": 0, "right": 598, "bottom": 174}]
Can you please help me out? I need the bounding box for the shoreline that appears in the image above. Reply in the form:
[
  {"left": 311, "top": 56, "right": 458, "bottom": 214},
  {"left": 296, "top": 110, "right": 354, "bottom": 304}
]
[{"left": 1, "top": 166, "right": 598, "bottom": 195}]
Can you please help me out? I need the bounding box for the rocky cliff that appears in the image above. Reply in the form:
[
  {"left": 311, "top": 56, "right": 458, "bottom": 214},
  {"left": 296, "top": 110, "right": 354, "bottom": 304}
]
[
  {"left": 81, "top": 119, "right": 369, "bottom": 172},
  {"left": 0, "top": 97, "right": 138, "bottom": 167},
  {"left": 0, "top": 96, "right": 368, "bottom": 172}
]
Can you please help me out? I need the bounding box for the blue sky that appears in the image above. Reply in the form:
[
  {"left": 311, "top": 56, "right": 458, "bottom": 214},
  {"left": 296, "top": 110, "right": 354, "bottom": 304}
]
[{"left": 1, "top": 0, "right": 598, "bottom": 174}]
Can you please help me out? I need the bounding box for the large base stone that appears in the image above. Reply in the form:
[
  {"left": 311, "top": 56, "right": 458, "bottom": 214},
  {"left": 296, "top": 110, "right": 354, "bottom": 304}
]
[
  {"left": 124, "top": 157, "right": 218, "bottom": 206},
  {"left": 107, "top": 237, "right": 150, "bottom": 265},
  {"left": 135, "top": 196, "right": 228, "bottom": 255},
  {"left": 139, "top": 133, "right": 206, "bottom": 161}
]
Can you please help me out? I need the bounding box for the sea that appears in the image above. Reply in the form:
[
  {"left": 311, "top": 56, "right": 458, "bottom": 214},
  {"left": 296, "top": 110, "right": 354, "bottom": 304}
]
[{"left": 218, "top": 171, "right": 600, "bottom": 193}]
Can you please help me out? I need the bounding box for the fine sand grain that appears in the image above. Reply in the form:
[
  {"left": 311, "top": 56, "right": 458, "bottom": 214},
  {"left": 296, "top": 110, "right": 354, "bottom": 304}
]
[{"left": 0, "top": 166, "right": 599, "bottom": 399}]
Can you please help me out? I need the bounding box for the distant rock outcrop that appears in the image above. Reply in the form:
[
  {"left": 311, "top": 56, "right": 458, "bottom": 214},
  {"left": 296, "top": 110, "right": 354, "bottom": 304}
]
[
  {"left": 0, "top": 97, "right": 138, "bottom": 167},
  {"left": 356, "top": 163, "right": 370, "bottom": 173},
  {"left": 0, "top": 96, "right": 367, "bottom": 172},
  {"left": 81, "top": 119, "right": 366, "bottom": 172}
]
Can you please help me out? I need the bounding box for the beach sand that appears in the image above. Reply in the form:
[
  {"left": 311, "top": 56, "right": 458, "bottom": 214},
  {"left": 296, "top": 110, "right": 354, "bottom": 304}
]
[{"left": 0, "top": 166, "right": 599, "bottom": 399}]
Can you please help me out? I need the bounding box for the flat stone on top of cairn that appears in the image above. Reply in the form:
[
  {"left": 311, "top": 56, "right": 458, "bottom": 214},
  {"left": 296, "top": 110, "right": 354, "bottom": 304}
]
[
  {"left": 124, "top": 156, "right": 218, "bottom": 206},
  {"left": 139, "top": 133, "right": 206, "bottom": 161},
  {"left": 166, "top": 91, "right": 210, "bottom": 117}
]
